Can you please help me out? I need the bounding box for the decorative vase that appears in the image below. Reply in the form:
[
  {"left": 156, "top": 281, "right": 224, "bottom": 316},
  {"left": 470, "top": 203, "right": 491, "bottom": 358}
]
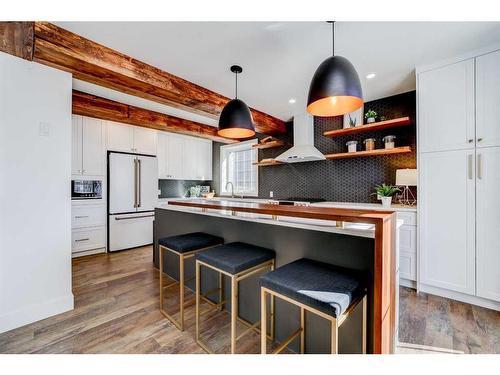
[
  {"left": 367, "top": 117, "right": 376, "bottom": 124},
  {"left": 381, "top": 196, "right": 392, "bottom": 208}
]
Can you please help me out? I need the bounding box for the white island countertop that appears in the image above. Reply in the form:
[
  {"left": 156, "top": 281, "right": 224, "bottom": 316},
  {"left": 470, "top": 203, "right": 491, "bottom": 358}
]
[{"left": 157, "top": 197, "right": 406, "bottom": 239}]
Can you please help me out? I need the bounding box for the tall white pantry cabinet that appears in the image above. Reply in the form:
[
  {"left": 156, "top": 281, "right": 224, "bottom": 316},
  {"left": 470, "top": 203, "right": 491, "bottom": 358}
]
[{"left": 417, "top": 47, "right": 500, "bottom": 310}]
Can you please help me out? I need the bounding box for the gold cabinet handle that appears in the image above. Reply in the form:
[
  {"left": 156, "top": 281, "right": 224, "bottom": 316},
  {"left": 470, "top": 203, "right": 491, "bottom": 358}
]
[
  {"left": 467, "top": 154, "right": 473, "bottom": 180},
  {"left": 477, "top": 153, "right": 482, "bottom": 180}
]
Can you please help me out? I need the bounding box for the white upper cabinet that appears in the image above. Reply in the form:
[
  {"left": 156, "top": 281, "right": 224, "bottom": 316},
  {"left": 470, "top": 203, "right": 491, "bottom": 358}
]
[
  {"left": 72, "top": 115, "right": 105, "bottom": 176},
  {"left": 71, "top": 115, "right": 83, "bottom": 175},
  {"left": 198, "top": 139, "right": 213, "bottom": 181},
  {"left": 182, "top": 137, "right": 198, "bottom": 180},
  {"left": 476, "top": 50, "right": 500, "bottom": 148},
  {"left": 420, "top": 150, "right": 476, "bottom": 295},
  {"left": 163, "top": 133, "right": 184, "bottom": 179},
  {"left": 107, "top": 121, "right": 134, "bottom": 153},
  {"left": 133, "top": 126, "right": 157, "bottom": 155},
  {"left": 157, "top": 132, "right": 212, "bottom": 180},
  {"left": 81, "top": 117, "right": 105, "bottom": 176},
  {"left": 158, "top": 132, "right": 183, "bottom": 179},
  {"left": 106, "top": 121, "right": 157, "bottom": 155},
  {"left": 183, "top": 137, "right": 212, "bottom": 180},
  {"left": 476, "top": 146, "right": 500, "bottom": 302},
  {"left": 418, "top": 59, "right": 475, "bottom": 153}
]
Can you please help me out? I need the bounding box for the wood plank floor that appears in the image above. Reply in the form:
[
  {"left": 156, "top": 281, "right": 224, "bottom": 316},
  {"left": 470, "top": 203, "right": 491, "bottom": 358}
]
[{"left": 0, "top": 246, "right": 498, "bottom": 354}]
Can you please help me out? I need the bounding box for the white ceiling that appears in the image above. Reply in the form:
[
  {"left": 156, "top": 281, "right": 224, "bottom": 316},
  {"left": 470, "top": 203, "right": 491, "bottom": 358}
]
[{"left": 57, "top": 21, "right": 500, "bottom": 122}]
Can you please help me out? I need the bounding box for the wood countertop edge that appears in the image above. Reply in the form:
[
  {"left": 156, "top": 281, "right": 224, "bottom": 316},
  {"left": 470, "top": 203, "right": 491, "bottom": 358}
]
[{"left": 167, "top": 200, "right": 396, "bottom": 224}]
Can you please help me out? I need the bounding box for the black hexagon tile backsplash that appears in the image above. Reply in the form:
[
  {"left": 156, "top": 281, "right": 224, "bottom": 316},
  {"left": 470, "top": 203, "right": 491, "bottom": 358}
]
[{"left": 207, "top": 91, "right": 416, "bottom": 203}]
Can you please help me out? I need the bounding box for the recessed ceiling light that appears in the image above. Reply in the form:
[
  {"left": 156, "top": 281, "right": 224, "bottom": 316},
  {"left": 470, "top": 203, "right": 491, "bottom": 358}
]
[
  {"left": 366, "top": 73, "right": 376, "bottom": 79},
  {"left": 288, "top": 98, "right": 296, "bottom": 104}
]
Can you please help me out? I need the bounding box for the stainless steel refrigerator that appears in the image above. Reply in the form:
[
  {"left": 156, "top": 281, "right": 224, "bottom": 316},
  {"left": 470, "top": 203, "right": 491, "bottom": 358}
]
[{"left": 108, "top": 152, "right": 158, "bottom": 252}]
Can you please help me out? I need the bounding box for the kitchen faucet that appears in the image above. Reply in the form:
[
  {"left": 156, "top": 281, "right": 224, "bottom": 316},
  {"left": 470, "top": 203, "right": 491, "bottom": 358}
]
[{"left": 225, "top": 181, "right": 235, "bottom": 198}]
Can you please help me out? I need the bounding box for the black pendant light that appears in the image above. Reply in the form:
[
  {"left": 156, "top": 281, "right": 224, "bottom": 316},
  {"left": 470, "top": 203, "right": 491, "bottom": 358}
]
[
  {"left": 307, "top": 21, "right": 363, "bottom": 117},
  {"left": 218, "top": 65, "right": 255, "bottom": 139}
]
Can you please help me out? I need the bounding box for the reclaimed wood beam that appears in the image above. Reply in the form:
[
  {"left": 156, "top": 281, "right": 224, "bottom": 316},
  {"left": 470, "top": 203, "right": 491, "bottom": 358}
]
[
  {"left": 72, "top": 90, "right": 237, "bottom": 144},
  {"left": 0, "top": 22, "right": 34, "bottom": 60},
  {"left": 32, "top": 22, "right": 285, "bottom": 135}
]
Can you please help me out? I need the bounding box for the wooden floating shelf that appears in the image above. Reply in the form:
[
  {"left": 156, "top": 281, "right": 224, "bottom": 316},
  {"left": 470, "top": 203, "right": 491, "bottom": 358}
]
[
  {"left": 252, "top": 140, "right": 285, "bottom": 149},
  {"left": 324, "top": 146, "right": 412, "bottom": 160},
  {"left": 323, "top": 117, "right": 411, "bottom": 138},
  {"left": 253, "top": 159, "right": 284, "bottom": 167}
]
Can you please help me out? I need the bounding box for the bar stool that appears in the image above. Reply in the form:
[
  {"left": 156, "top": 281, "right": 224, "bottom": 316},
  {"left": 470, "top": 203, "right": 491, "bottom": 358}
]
[
  {"left": 260, "top": 258, "right": 367, "bottom": 354},
  {"left": 195, "top": 242, "right": 276, "bottom": 354},
  {"left": 159, "top": 232, "right": 224, "bottom": 331}
]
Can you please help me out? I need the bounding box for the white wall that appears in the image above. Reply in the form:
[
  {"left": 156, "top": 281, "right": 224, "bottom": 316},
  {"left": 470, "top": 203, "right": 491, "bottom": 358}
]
[{"left": 0, "top": 53, "right": 73, "bottom": 333}]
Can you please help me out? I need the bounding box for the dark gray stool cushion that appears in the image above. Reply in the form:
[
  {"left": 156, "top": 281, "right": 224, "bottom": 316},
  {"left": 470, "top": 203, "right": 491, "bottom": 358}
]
[
  {"left": 196, "top": 242, "right": 275, "bottom": 275},
  {"left": 260, "top": 258, "right": 366, "bottom": 318},
  {"left": 159, "top": 232, "right": 224, "bottom": 253}
]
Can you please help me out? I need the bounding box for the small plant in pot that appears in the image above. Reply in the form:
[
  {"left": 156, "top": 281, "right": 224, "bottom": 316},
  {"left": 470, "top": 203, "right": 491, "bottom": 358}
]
[
  {"left": 373, "top": 184, "right": 400, "bottom": 208},
  {"left": 364, "top": 110, "right": 377, "bottom": 124}
]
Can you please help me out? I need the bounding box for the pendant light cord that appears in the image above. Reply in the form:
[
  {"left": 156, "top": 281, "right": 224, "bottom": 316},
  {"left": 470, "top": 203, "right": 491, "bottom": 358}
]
[
  {"left": 332, "top": 21, "right": 335, "bottom": 56},
  {"left": 235, "top": 71, "right": 238, "bottom": 99}
]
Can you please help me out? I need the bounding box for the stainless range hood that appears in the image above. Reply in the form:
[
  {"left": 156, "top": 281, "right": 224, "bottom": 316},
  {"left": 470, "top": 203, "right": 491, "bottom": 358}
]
[{"left": 275, "top": 113, "right": 326, "bottom": 163}]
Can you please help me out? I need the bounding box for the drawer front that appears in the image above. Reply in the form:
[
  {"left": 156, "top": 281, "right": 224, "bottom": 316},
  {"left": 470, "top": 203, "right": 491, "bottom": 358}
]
[
  {"left": 399, "top": 225, "right": 417, "bottom": 253},
  {"left": 72, "top": 227, "right": 106, "bottom": 253},
  {"left": 396, "top": 211, "right": 417, "bottom": 226},
  {"left": 400, "top": 251, "right": 417, "bottom": 281},
  {"left": 72, "top": 204, "right": 106, "bottom": 228}
]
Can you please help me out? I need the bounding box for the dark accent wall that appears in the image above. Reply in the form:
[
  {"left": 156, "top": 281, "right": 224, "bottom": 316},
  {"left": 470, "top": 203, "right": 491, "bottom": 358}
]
[{"left": 213, "top": 91, "right": 416, "bottom": 203}]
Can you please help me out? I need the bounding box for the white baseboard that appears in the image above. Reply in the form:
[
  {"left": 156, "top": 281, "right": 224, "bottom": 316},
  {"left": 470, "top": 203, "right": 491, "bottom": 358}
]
[
  {"left": 420, "top": 284, "right": 500, "bottom": 312},
  {"left": 72, "top": 247, "right": 106, "bottom": 258},
  {"left": 0, "top": 294, "right": 74, "bottom": 334},
  {"left": 400, "top": 278, "right": 416, "bottom": 289}
]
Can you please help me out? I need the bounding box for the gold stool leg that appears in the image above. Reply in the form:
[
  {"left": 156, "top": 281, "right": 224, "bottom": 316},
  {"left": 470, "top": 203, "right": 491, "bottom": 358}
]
[
  {"left": 261, "top": 288, "right": 267, "bottom": 354},
  {"left": 230, "top": 275, "right": 238, "bottom": 354},
  {"left": 300, "top": 307, "right": 305, "bottom": 354},
  {"left": 270, "top": 260, "right": 275, "bottom": 341},
  {"left": 331, "top": 319, "right": 338, "bottom": 354},
  {"left": 159, "top": 246, "right": 164, "bottom": 311},
  {"left": 218, "top": 272, "right": 224, "bottom": 311},
  {"left": 179, "top": 254, "right": 185, "bottom": 331},
  {"left": 195, "top": 260, "right": 201, "bottom": 342}
]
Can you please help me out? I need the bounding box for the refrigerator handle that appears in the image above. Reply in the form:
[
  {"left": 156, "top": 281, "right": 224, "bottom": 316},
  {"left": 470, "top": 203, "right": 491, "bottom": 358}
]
[
  {"left": 133, "top": 158, "right": 138, "bottom": 208},
  {"left": 138, "top": 158, "right": 142, "bottom": 207}
]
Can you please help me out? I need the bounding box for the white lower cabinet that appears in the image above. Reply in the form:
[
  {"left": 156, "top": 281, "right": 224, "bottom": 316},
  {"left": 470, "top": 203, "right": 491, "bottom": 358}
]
[
  {"left": 420, "top": 150, "right": 476, "bottom": 295},
  {"left": 396, "top": 212, "right": 417, "bottom": 283},
  {"left": 476, "top": 146, "right": 500, "bottom": 302},
  {"left": 72, "top": 204, "right": 106, "bottom": 229},
  {"left": 71, "top": 202, "right": 107, "bottom": 257},
  {"left": 72, "top": 227, "right": 106, "bottom": 254}
]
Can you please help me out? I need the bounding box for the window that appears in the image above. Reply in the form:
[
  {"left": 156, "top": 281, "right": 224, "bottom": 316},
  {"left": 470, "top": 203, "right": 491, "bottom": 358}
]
[{"left": 220, "top": 139, "right": 258, "bottom": 197}]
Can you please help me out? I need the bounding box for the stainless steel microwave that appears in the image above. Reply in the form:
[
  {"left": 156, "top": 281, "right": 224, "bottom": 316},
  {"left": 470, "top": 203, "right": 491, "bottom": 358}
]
[{"left": 71, "top": 180, "right": 102, "bottom": 200}]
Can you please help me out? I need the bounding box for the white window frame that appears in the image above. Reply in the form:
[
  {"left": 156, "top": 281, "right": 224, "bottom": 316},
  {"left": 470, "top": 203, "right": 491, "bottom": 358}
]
[{"left": 219, "top": 139, "right": 259, "bottom": 197}]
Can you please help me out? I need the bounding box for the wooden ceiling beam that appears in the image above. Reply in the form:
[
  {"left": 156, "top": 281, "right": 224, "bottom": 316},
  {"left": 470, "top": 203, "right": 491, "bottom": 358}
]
[
  {"left": 0, "top": 22, "right": 34, "bottom": 60},
  {"left": 72, "top": 90, "right": 237, "bottom": 144},
  {"left": 31, "top": 22, "right": 285, "bottom": 135}
]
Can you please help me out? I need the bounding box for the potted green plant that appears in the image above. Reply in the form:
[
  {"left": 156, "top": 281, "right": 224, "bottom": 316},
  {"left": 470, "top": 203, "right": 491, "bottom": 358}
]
[
  {"left": 373, "top": 184, "right": 400, "bottom": 207},
  {"left": 364, "top": 110, "right": 377, "bottom": 124}
]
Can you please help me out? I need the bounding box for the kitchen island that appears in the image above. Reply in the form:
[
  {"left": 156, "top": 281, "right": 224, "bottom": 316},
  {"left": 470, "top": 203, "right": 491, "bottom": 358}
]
[{"left": 154, "top": 199, "right": 397, "bottom": 354}]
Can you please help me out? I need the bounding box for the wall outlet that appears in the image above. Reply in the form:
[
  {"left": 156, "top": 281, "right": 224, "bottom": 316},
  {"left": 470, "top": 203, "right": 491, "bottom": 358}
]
[
  {"left": 269, "top": 191, "right": 273, "bottom": 198},
  {"left": 39, "top": 122, "right": 50, "bottom": 137}
]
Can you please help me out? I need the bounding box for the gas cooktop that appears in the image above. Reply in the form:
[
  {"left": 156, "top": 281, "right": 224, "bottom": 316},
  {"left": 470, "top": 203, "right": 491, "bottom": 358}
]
[{"left": 268, "top": 198, "right": 326, "bottom": 206}]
